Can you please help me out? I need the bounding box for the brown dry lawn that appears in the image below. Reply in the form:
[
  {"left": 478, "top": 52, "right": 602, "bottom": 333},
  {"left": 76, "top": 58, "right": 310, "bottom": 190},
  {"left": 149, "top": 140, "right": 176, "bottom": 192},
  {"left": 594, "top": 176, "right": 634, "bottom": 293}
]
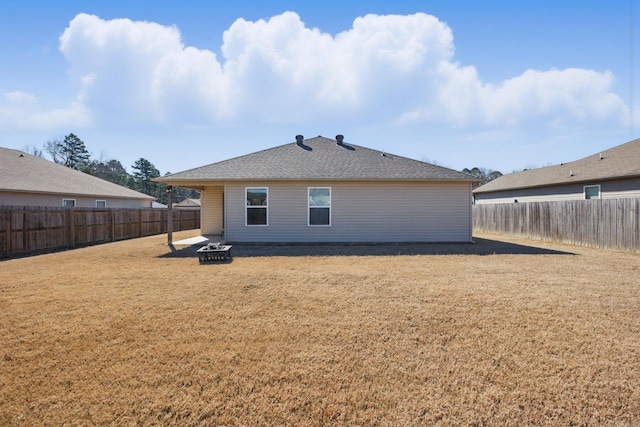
[{"left": 1, "top": 231, "right": 639, "bottom": 426}]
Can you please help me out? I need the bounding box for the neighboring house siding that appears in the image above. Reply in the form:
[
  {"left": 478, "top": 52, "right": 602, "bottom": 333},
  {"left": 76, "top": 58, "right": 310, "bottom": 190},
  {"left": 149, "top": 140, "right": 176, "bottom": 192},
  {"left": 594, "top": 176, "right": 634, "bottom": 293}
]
[
  {"left": 606, "top": 178, "right": 640, "bottom": 198},
  {"left": 474, "top": 184, "right": 584, "bottom": 204},
  {"left": 222, "top": 181, "right": 472, "bottom": 243},
  {"left": 474, "top": 178, "right": 640, "bottom": 204},
  {"left": 201, "top": 186, "right": 223, "bottom": 235},
  {"left": 0, "top": 191, "right": 150, "bottom": 208}
]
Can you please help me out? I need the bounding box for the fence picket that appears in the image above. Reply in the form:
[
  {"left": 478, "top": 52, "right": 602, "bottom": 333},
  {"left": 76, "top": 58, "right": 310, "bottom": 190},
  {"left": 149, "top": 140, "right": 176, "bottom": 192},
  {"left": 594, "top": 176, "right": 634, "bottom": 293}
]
[
  {"left": 473, "top": 198, "right": 640, "bottom": 253},
  {"left": 0, "top": 206, "right": 200, "bottom": 258}
]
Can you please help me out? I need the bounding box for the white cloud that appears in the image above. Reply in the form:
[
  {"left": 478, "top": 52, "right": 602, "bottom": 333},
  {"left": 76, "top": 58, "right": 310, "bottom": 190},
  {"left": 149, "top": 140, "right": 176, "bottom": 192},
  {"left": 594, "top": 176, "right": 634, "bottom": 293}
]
[
  {"left": 0, "top": 90, "right": 90, "bottom": 131},
  {"left": 59, "top": 13, "right": 189, "bottom": 123},
  {"left": 4, "top": 91, "right": 37, "bottom": 104},
  {"left": 0, "top": 11, "right": 631, "bottom": 132},
  {"left": 54, "top": 12, "right": 458, "bottom": 124},
  {"left": 400, "top": 64, "right": 627, "bottom": 128},
  {"left": 478, "top": 68, "right": 626, "bottom": 126}
]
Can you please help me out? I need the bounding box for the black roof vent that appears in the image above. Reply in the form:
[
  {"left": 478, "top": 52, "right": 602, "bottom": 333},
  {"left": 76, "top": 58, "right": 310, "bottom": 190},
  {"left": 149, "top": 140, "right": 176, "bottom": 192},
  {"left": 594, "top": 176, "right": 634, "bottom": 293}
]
[
  {"left": 336, "top": 134, "right": 344, "bottom": 145},
  {"left": 295, "top": 135, "right": 304, "bottom": 145}
]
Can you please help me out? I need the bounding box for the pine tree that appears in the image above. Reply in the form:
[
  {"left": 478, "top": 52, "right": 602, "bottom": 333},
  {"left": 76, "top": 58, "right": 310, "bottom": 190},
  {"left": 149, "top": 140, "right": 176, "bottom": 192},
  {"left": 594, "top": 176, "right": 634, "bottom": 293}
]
[
  {"left": 58, "top": 133, "right": 90, "bottom": 170},
  {"left": 131, "top": 158, "right": 160, "bottom": 196}
]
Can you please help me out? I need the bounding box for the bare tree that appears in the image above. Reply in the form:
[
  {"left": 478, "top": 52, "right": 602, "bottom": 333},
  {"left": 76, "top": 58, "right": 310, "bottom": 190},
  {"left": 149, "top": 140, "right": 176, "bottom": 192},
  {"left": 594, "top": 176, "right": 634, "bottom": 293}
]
[
  {"left": 23, "top": 145, "right": 44, "bottom": 158},
  {"left": 44, "top": 138, "right": 64, "bottom": 163}
]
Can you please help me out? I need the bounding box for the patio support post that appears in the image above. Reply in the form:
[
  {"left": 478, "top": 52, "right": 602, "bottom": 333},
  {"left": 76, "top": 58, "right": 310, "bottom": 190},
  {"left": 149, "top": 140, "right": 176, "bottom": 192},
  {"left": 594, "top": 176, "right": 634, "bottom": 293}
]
[{"left": 166, "top": 185, "right": 173, "bottom": 245}]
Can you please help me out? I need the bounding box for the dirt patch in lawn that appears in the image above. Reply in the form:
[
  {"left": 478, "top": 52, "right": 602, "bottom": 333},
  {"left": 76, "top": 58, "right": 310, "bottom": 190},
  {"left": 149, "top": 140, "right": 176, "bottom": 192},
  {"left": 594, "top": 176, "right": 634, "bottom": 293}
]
[{"left": 1, "top": 231, "right": 639, "bottom": 425}]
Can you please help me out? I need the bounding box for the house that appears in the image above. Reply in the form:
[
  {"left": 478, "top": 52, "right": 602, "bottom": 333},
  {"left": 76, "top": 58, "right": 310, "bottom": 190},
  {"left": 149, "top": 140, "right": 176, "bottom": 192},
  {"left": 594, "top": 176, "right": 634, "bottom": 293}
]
[
  {"left": 473, "top": 137, "right": 640, "bottom": 204},
  {"left": 155, "top": 135, "right": 478, "bottom": 243},
  {"left": 0, "top": 147, "right": 154, "bottom": 208}
]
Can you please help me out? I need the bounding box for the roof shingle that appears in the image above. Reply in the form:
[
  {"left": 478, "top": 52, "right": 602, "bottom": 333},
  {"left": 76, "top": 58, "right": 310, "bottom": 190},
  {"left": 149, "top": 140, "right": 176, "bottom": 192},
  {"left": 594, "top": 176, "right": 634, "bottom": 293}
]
[
  {"left": 0, "top": 147, "right": 154, "bottom": 200},
  {"left": 158, "top": 136, "right": 476, "bottom": 183},
  {"left": 473, "top": 138, "right": 640, "bottom": 193}
]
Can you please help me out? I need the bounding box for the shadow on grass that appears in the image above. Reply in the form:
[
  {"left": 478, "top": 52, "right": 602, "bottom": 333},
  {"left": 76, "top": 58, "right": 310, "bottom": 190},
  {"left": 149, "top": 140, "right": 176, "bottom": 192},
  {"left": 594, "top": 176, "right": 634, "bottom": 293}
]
[{"left": 158, "top": 237, "right": 575, "bottom": 260}]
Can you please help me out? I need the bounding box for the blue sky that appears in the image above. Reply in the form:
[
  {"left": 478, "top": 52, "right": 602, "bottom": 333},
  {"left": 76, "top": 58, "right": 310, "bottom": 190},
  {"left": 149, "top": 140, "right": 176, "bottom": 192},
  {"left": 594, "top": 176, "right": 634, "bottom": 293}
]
[{"left": 1, "top": 0, "right": 638, "bottom": 175}]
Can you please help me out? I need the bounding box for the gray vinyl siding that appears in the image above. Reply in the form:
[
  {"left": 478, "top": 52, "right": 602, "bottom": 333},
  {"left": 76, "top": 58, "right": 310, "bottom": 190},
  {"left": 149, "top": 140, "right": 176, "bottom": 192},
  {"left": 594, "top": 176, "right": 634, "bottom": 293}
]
[
  {"left": 0, "top": 191, "right": 151, "bottom": 208},
  {"left": 474, "top": 178, "right": 640, "bottom": 204},
  {"left": 606, "top": 178, "right": 640, "bottom": 198},
  {"left": 222, "top": 181, "right": 472, "bottom": 243}
]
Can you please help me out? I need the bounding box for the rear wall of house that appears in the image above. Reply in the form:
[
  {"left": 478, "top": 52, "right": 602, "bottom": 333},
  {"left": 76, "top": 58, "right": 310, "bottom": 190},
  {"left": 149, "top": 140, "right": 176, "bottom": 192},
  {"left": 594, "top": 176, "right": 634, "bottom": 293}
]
[{"left": 218, "top": 180, "right": 472, "bottom": 243}]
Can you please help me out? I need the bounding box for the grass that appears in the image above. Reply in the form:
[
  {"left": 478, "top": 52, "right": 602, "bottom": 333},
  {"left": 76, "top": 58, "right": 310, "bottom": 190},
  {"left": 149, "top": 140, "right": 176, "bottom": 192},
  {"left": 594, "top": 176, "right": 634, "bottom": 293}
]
[{"left": 1, "top": 231, "right": 639, "bottom": 425}]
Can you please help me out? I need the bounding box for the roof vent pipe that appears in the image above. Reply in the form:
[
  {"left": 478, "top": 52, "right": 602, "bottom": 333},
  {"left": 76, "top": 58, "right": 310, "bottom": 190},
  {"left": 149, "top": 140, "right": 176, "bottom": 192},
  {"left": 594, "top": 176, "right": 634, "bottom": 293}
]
[
  {"left": 295, "top": 135, "right": 304, "bottom": 145},
  {"left": 336, "top": 134, "right": 344, "bottom": 145}
]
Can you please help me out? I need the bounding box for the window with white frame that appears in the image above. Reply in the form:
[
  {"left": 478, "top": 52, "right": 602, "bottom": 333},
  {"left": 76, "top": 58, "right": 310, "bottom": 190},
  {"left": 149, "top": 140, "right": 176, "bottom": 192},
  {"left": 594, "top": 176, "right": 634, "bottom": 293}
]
[
  {"left": 246, "top": 187, "right": 268, "bottom": 225},
  {"left": 584, "top": 185, "right": 601, "bottom": 200},
  {"left": 308, "top": 187, "right": 331, "bottom": 226},
  {"left": 96, "top": 200, "right": 107, "bottom": 208},
  {"left": 62, "top": 199, "right": 76, "bottom": 207}
]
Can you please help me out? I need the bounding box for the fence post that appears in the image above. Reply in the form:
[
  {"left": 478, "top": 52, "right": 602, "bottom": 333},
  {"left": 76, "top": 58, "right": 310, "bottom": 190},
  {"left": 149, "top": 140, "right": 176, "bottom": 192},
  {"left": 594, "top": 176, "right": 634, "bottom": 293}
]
[
  {"left": 68, "top": 208, "right": 76, "bottom": 248},
  {"left": 6, "top": 208, "right": 12, "bottom": 256},
  {"left": 110, "top": 209, "right": 115, "bottom": 242},
  {"left": 22, "top": 209, "right": 27, "bottom": 252}
]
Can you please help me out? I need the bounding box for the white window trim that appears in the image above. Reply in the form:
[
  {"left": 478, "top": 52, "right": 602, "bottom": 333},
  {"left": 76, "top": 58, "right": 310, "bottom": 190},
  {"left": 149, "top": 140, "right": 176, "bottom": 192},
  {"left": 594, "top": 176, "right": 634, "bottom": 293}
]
[
  {"left": 584, "top": 184, "right": 601, "bottom": 200},
  {"left": 96, "top": 200, "right": 107, "bottom": 208},
  {"left": 308, "top": 187, "right": 331, "bottom": 227},
  {"left": 62, "top": 198, "right": 76, "bottom": 207},
  {"left": 245, "top": 187, "right": 268, "bottom": 226}
]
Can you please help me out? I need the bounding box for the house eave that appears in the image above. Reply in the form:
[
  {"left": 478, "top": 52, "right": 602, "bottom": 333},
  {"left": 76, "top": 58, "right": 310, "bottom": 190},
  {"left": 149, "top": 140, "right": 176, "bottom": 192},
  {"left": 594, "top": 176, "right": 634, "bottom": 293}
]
[
  {"left": 155, "top": 177, "right": 478, "bottom": 188},
  {"left": 0, "top": 188, "right": 155, "bottom": 201}
]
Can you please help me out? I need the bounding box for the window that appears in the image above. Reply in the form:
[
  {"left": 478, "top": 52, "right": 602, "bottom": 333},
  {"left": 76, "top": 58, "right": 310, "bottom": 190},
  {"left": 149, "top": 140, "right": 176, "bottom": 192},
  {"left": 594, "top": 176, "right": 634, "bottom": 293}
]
[
  {"left": 308, "top": 187, "right": 331, "bottom": 226},
  {"left": 246, "top": 187, "right": 268, "bottom": 225},
  {"left": 62, "top": 199, "right": 76, "bottom": 207},
  {"left": 96, "top": 200, "right": 107, "bottom": 208},
  {"left": 584, "top": 185, "right": 601, "bottom": 200}
]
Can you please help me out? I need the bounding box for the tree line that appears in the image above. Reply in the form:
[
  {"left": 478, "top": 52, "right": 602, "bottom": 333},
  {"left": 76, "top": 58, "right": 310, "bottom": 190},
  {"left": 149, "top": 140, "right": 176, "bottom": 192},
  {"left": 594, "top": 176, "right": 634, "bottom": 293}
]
[
  {"left": 28, "top": 133, "right": 198, "bottom": 205},
  {"left": 462, "top": 167, "right": 503, "bottom": 189}
]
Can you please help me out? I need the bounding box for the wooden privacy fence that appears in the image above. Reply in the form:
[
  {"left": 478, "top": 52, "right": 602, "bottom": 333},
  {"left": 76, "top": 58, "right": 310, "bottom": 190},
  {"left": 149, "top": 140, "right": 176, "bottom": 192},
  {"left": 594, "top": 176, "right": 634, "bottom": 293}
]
[
  {"left": 473, "top": 198, "right": 640, "bottom": 253},
  {"left": 0, "top": 206, "right": 200, "bottom": 258}
]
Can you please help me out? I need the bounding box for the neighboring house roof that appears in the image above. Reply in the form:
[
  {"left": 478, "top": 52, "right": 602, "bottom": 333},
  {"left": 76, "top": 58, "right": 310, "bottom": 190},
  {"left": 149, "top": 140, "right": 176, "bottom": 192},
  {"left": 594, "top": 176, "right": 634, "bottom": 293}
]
[
  {"left": 152, "top": 201, "right": 168, "bottom": 208},
  {"left": 156, "top": 135, "right": 477, "bottom": 184},
  {"left": 173, "top": 198, "right": 201, "bottom": 207},
  {"left": 474, "top": 137, "right": 640, "bottom": 194},
  {"left": 0, "top": 147, "right": 154, "bottom": 200}
]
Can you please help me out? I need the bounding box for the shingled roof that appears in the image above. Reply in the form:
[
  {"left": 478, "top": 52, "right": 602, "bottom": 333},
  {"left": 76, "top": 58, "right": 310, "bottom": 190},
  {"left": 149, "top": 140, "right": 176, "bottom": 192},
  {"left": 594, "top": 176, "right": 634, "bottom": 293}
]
[
  {"left": 157, "top": 135, "right": 476, "bottom": 184},
  {"left": 0, "top": 147, "right": 154, "bottom": 200},
  {"left": 474, "top": 137, "right": 640, "bottom": 194}
]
